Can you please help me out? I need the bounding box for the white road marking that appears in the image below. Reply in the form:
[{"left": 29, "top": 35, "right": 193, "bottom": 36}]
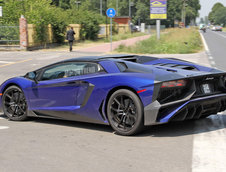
[
  {"left": 0, "top": 126, "right": 9, "bottom": 130},
  {"left": 199, "top": 32, "right": 216, "bottom": 67},
  {"left": 0, "top": 61, "right": 13, "bottom": 64},
  {"left": 200, "top": 32, "right": 210, "bottom": 52},
  {"left": 212, "top": 31, "right": 226, "bottom": 39},
  {"left": 210, "top": 60, "right": 216, "bottom": 65},
  {"left": 209, "top": 56, "right": 213, "bottom": 60},
  {"left": 192, "top": 115, "right": 226, "bottom": 172}
]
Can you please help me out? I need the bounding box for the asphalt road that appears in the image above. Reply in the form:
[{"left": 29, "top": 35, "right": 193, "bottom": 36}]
[
  {"left": 0, "top": 48, "right": 225, "bottom": 172},
  {"left": 202, "top": 29, "right": 226, "bottom": 70}
]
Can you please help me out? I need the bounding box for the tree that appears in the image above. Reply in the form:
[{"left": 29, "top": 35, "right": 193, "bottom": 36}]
[
  {"left": 208, "top": 2, "right": 224, "bottom": 23},
  {"left": 214, "top": 7, "right": 226, "bottom": 26},
  {"left": 133, "top": 0, "right": 149, "bottom": 25},
  {"left": 185, "top": 0, "right": 200, "bottom": 25}
]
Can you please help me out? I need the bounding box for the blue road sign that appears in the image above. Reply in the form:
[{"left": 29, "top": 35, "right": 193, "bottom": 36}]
[{"left": 106, "top": 8, "right": 116, "bottom": 18}]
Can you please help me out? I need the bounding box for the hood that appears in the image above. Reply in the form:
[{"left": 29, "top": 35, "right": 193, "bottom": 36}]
[{"left": 150, "top": 65, "right": 219, "bottom": 82}]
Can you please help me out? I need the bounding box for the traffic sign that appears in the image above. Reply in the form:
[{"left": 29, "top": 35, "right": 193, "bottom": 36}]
[
  {"left": 106, "top": 8, "right": 116, "bottom": 18},
  {"left": 150, "top": 0, "right": 167, "bottom": 19}
]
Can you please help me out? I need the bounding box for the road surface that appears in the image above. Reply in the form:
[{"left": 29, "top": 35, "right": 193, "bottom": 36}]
[{"left": 202, "top": 30, "right": 226, "bottom": 70}]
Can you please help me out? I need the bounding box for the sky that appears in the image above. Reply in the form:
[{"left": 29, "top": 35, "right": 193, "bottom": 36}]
[{"left": 199, "top": 0, "right": 226, "bottom": 19}]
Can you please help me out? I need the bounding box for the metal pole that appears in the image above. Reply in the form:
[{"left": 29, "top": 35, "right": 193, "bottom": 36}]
[
  {"left": 129, "top": 0, "right": 131, "bottom": 18},
  {"left": 181, "top": 0, "right": 186, "bottom": 26},
  {"left": 181, "top": 1, "right": 184, "bottom": 23},
  {"left": 100, "top": 0, "right": 102, "bottom": 15},
  {"left": 156, "top": 20, "right": 160, "bottom": 40},
  {"left": 105, "top": 0, "right": 108, "bottom": 38},
  {"left": 110, "top": 17, "right": 112, "bottom": 52},
  {"left": 0, "top": 6, "right": 2, "bottom": 17},
  {"left": 116, "top": 0, "right": 118, "bottom": 16},
  {"left": 184, "top": 2, "right": 186, "bottom": 27}
]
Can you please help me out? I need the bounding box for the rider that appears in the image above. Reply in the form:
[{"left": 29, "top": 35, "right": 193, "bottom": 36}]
[{"left": 200, "top": 24, "right": 206, "bottom": 33}]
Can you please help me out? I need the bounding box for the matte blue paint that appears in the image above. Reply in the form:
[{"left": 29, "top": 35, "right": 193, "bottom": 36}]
[
  {"left": 144, "top": 58, "right": 213, "bottom": 72},
  {"left": 0, "top": 56, "right": 224, "bottom": 126},
  {"left": 31, "top": 106, "right": 81, "bottom": 111}
]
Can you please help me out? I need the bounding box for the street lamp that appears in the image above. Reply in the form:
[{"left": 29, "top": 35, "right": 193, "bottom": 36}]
[
  {"left": 129, "top": 0, "right": 134, "bottom": 18},
  {"left": 100, "top": 0, "right": 102, "bottom": 15},
  {"left": 75, "top": 1, "right": 81, "bottom": 10}
]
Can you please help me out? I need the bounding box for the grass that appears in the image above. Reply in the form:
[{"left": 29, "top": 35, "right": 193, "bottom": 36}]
[
  {"left": 104, "top": 32, "right": 146, "bottom": 42},
  {"left": 116, "top": 28, "right": 203, "bottom": 54},
  {"left": 223, "top": 27, "right": 226, "bottom": 32}
]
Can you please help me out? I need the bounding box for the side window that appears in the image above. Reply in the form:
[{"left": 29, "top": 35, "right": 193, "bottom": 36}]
[{"left": 40, "top": 62, "right": 103, "bottom": 81}]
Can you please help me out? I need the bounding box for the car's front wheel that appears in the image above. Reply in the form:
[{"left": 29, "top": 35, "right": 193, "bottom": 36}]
[
  {"left": 2, "top": 85, "right": 28, "bottom": 121},
  {"left": 107, "top": 89, "right": 144, "bottom": 136}
]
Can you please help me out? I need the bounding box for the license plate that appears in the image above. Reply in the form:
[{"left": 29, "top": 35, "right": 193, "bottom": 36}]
[{"left": 202, "top": 84, "right": 211, "bottom": 94}]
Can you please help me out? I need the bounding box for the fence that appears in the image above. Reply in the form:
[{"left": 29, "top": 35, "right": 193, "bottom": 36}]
[
  {"left": 0, "top": 25, "right": 19, "bottom": 45},
  {"left": 27, "top": 24, "right": 54, "bottom": 47},
  {"left": 27, "top": 23, "right": 130, "bottom": 48},
  {"left": 0, "top": 21, "right": 130, "bottom": 49}
]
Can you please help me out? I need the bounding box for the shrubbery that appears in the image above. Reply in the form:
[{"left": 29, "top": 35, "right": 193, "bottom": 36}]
[{"left": 0, "top": 0, "right": 105, "bottom": 44}]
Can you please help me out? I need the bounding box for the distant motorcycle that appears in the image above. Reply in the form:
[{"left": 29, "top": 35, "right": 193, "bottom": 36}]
[{"left": 201, "top": 27, "right": 206, "bottom": 33}]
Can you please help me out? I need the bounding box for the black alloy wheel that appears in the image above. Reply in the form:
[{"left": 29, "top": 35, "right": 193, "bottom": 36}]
[
  {"left": 107, "top": 89, "right": 144, "bottom": 136},
  {"left": 2, "top": 86, "right": 28, "bottom": 121}
]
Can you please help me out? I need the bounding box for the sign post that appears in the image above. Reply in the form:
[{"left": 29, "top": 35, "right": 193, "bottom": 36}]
[
  {"left": 106, "top": 8, "right": 116, "bottom": 52},
  {"left": 150, "top": 0, "right": 167, "bottom": 40}
]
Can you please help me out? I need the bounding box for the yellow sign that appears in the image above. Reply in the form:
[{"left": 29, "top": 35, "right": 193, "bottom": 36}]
[
  {"left": 151, "top": 1, "right": 165, "bottom": 7},
  {"left": 150, "top": 14, "right": 167, "bottom": 19}
]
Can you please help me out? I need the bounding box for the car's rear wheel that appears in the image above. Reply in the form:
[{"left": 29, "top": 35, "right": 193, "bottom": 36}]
[
  {"left": 107, "top": 89, "right": 144, "bottom": 136},
  {"left": 2, "top": 86, "right": 28, "bottom": 121}
]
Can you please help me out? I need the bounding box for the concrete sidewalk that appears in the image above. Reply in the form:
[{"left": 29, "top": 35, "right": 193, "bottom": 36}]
[{"left": 76, "top": 35, "right": 150, "bottom": 53}]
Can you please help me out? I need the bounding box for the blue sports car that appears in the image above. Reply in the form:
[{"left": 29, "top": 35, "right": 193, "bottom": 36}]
[{"left": 0, "top": 54, "right": 226, "bottom": 135}]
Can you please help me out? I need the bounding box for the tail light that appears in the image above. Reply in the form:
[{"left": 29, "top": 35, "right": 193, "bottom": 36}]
[{"left": 161, "top": 80, "right": 186, "bottom": 88}]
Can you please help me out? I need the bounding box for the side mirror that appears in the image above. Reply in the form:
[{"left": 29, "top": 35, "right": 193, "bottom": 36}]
[{"left": 27, "top": 72, "right": 38, "bottom": 84}]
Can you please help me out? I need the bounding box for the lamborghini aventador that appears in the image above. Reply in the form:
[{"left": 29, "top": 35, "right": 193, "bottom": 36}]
[{"left": 1, "top": 54, "right": 226, "bottom": 136}]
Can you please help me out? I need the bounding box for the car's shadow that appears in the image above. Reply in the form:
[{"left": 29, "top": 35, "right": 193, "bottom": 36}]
[
  {"left": 139, "top": 114, "right": 226, "bottom": 137},
  {"left": 1, "top": 114, "right": 226, "bottom": 137}
]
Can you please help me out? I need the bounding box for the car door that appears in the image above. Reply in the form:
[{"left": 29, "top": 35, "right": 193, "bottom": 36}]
[{"left": 27, "top": 62, "right": 100, "bottom": 118}]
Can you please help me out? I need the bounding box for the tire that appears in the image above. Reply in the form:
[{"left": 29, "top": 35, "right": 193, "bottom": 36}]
[
  {"left": 2, "top": 85, "right": 28, "bottom": 121},
  {"left": 106, "top": 89, "right": 144, "bottom": 136}
]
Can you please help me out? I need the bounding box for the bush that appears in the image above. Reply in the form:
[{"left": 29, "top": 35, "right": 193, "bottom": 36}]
[
  {"left": 1, "top": 0, "right": 68, "bottom": 44},
  {"left": 0, "top": 0, "right": 105, "bottom": 43},
  {"left": 66, "top": 2, "right": 104, "bottom": 41},
  {"left": 79, "top": 12, "right": 100, "bottom": 40}
]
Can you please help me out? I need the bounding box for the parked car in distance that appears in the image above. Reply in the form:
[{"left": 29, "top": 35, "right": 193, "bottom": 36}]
[
  {"left": 132, "top": 25, "right": 141, "bottom": 32},
  {"left": 212, "top": 25, "right": 223, "bottom": 31}
]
